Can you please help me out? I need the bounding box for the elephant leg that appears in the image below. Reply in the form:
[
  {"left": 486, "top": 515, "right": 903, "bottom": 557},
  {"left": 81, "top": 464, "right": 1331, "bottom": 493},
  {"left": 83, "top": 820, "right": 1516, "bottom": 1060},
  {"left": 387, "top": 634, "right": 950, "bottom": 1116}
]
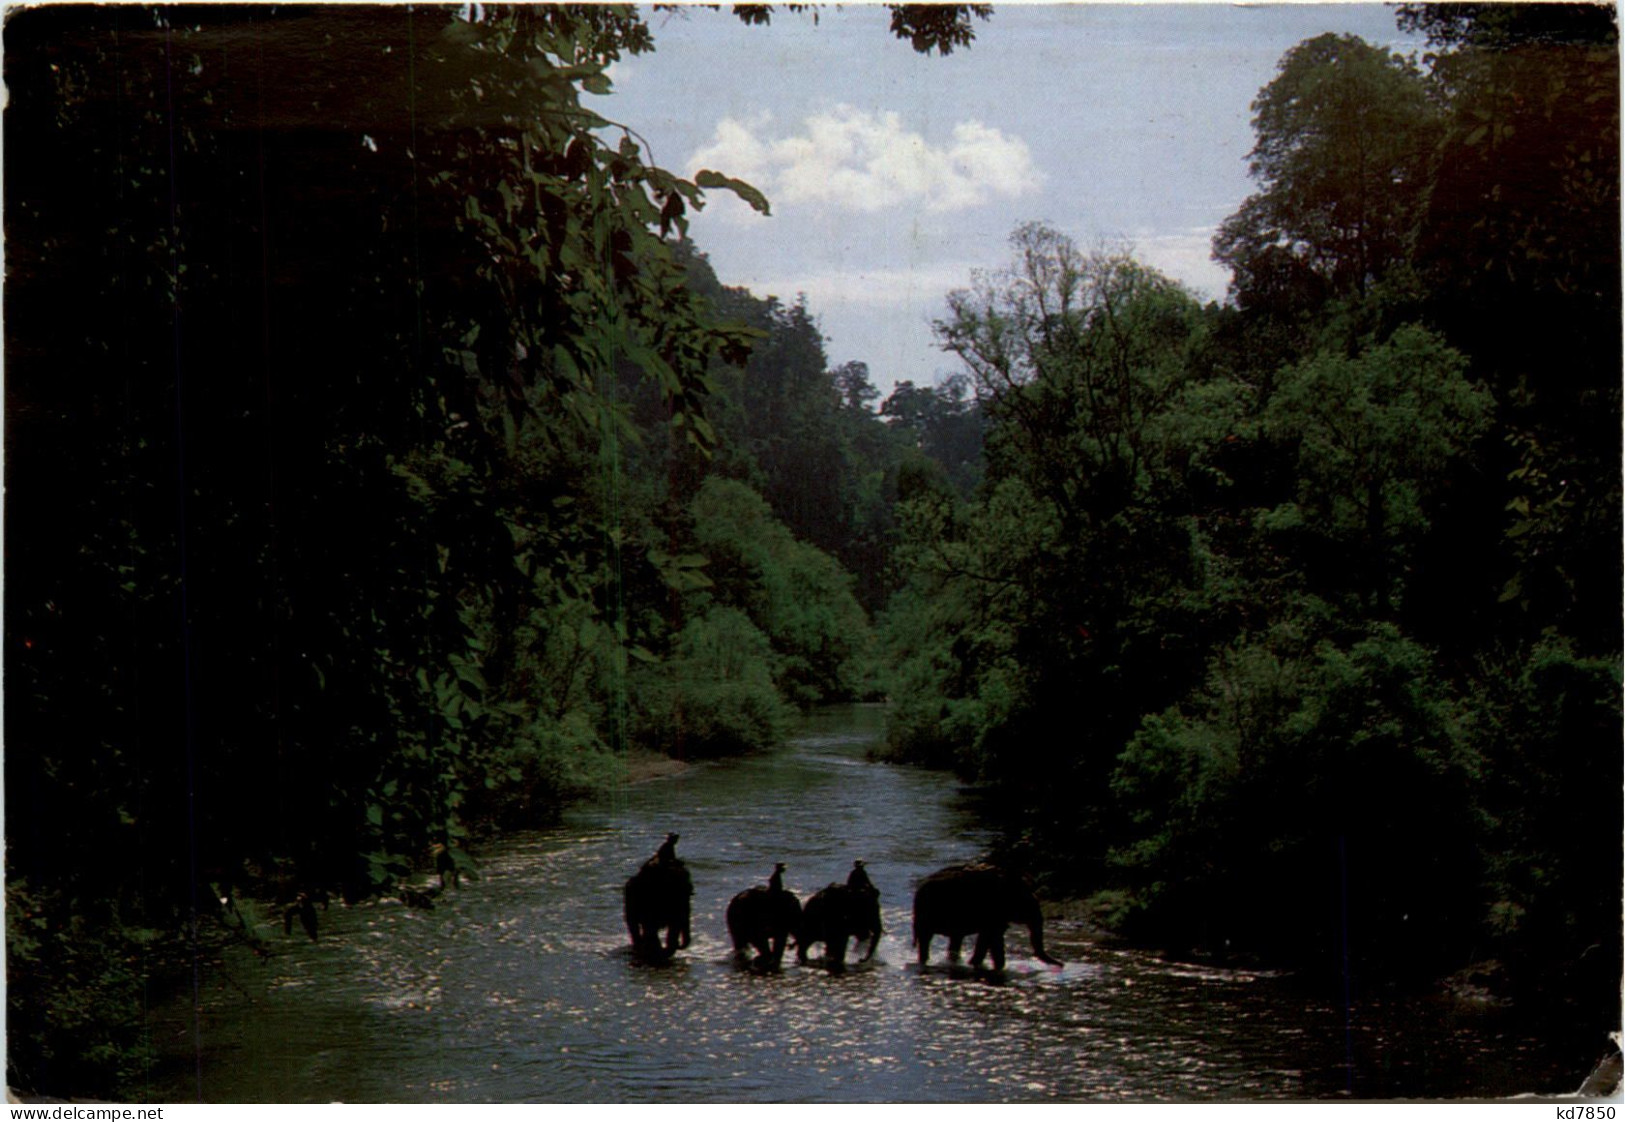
[
  {"left": 831, "top": 933, "right": 849, "bottom": 967},
  {"left": 948, "top": 934, "right": 965, "bottom": 964},
  {"left": 859, "top": 931, "right": 880, "bottom": 963},
  {"left": 916, "top": 931, "right": 932, "bottom": 966},
  {"left": 990, "top": 933, "right": 1006, "bottom": 971},
  {"left": 970, "top": 933, "right": 988, "bottom": 968}
]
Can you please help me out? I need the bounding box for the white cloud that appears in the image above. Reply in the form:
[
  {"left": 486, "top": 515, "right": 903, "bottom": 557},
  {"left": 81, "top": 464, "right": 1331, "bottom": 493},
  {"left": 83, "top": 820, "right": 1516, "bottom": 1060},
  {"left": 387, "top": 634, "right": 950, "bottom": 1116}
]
[{"left": 688, "top": 106, "right": 1043, "bottom": 217}]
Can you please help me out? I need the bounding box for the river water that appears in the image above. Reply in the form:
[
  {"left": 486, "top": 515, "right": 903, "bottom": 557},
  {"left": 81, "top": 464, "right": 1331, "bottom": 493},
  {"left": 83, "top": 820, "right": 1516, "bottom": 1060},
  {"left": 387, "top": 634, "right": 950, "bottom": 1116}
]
[{"left": 149, "top": 705, "right": 1600, "bottom": 1102}]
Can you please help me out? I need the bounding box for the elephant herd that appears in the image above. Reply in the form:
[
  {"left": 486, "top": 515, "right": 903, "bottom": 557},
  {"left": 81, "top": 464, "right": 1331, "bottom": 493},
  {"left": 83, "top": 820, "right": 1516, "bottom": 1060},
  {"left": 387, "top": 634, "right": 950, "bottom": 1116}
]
[{"left": 621, "top": 833, "right": 1064, "bottom": 972}]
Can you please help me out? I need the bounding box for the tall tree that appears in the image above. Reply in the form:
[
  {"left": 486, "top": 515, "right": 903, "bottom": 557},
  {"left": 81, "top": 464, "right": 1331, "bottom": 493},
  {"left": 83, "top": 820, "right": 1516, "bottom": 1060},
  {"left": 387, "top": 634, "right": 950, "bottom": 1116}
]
[
  {"left": 1264, "top": 325, "right": 1494, "bottom": 614},
  {"left": 938, "top": 223, "right": 1208, "bottom": 527},
  {"left": 880, "top": 373, "right": 986, "bottom": 500},
  {"left": 1214, "top": 33, "right": 1440, "bottom": 309},
  {"left": 1399, "top": 3, "right": 1621, "bottom": 645},
  {"left": 886, "top": 226, "right": 1219, "bottom": 818}
]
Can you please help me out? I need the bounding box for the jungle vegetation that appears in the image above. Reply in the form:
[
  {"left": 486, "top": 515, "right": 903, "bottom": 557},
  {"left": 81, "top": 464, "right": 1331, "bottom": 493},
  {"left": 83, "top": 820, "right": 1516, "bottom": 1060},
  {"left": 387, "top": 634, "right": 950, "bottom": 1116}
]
[
  {"left": 879, "top": 3, "right": 1620, "bottom": 1031},
  {"left": 4, "top": 2, "right": 1618, "bottom": 1098}
]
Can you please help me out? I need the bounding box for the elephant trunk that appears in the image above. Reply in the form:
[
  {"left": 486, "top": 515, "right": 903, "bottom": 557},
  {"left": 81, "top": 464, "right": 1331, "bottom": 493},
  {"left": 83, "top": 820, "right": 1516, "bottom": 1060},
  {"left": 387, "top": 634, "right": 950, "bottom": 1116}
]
[
  {"left": 1030, "top": 932, "right": 1063, "bottom": 967},
  {"left": 1024, "top": 900, "right": 1063, "bottom": 967}
]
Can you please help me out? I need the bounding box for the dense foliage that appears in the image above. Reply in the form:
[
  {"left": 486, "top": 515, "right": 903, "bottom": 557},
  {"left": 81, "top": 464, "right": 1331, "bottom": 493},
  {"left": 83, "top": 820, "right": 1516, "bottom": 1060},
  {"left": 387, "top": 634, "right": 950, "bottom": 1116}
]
[
  {"left": 6, "top": 1, "right": 1617, "bottom": 1100},
  {"left": 880, "top": 5, "right": 1619, "bottom": 1030},
  {"left": 3, "top": 3, "right": 983, "bottom": 1097}
]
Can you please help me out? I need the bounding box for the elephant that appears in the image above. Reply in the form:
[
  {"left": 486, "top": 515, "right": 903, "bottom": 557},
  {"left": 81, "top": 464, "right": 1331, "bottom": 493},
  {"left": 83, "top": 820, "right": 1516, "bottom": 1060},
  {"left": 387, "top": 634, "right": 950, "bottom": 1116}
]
[
  {"left": 283, "top": 890, "right": 320, "bottom": 941},
  {"left": 912, "top": 863, "right": 1063, "bottom": 970},
  {"left": 623, "top": 832, "right": 693, "bottom": 961},
  {"left": 726, "top": 862, "right": 802, "bottom": 968},
  {"left": 797, "top": 860, "right": 883, "bottom": 969}
]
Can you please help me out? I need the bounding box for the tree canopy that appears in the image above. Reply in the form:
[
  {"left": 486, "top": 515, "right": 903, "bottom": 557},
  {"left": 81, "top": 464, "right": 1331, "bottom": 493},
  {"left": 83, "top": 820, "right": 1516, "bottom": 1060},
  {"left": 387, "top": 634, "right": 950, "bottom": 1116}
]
[
  {"left": 880, "top": 6, "right": 1618, "bottom": 1037},
  {"left": 2, "top": 4, "right": 952, "bottom": 1095},
  {"left": 1214, "top": 33, "right": 1440, "bottom": 306}
]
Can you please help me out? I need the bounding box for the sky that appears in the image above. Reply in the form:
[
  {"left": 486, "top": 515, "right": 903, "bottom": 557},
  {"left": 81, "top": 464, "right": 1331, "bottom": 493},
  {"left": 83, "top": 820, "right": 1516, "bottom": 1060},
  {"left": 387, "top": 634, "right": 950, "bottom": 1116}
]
[{"left": 600, "top": 3, "right": 1424, "bottom": 397}]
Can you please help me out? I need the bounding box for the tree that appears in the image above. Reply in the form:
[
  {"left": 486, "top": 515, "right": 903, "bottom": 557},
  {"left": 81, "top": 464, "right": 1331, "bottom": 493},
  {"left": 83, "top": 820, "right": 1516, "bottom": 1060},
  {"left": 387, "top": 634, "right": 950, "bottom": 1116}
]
[
  {"left": 832, "top": 360, "right": 881, "bottom": 413},
  {"left": 938, "top": 223, "right": 1209, "bottom": 526},
  {"left": 885, "top": 226, "right": 1222, "bottom": 828},
  {"left": 726, "top": 3, "right": 993, "bottom": 55},
  {"left": 880, "top": 373, "right": 986, "bottom": 500},
  {"left": 688, "top": 477, "right": 873, "bottom": 705},
  {"left": 1111, "top": 623, "right": 1483, "bottom": 974},
  {"left": 1264, "top": 326, "right": 1494, "bottom": 614},
  {"left": 1399, "top": 4, "right": 1621, "bottom": 646},
  {"left": 1214, "top": 33, "right": 1440, "bottom": 307}
]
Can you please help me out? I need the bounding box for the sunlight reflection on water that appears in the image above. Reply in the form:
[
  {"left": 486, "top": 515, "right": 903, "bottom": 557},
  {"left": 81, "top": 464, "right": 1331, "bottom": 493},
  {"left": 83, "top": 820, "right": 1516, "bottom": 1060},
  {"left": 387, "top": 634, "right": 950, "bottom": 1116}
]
[{"left": 151, "top": 707, "right": 1597, "bottom": 1103}]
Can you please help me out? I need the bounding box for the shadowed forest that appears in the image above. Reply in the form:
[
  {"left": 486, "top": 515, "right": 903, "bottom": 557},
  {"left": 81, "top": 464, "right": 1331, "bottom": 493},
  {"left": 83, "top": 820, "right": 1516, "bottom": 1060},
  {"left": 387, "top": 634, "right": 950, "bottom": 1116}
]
[{"left": 5, "top": 3, "right": 1620, "bottom": 1100}]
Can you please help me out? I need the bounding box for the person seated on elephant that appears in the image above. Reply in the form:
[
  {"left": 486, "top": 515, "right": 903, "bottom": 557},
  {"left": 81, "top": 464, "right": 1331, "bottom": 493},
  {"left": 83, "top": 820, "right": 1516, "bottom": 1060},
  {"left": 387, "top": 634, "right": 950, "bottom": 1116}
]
[
  {"left": 727, "top": 862, "right": 801, "bottom": 968},
  {"left": 653, "top": 832, "right": 680, "bottom": 866},
  {"left": 798, "top": 874, "right": 883, "bottom": 969},
  {"left": 624, "top": 833, "right": 693, "bottom": 961},
  {"left": 846, "top": 859, "right": 876, "bottom": 896}
]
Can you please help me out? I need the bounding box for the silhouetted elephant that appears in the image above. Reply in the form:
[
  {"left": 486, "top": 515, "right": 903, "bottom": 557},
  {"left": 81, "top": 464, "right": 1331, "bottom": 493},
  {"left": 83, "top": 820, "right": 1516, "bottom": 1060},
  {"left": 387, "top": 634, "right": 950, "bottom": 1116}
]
[
  {"left": 623, "top": 832, "right": 693, "bottom": 961},
  {"left": 283, "top": 891, "right": 320, "bottom": 941},
  {"left": 433, "top": 840, "right": 467, "bottom": 889},
  {"left": 797, "top": 861, "right": 882, "bottom": 969},
  {"left": 912, "top": 863, "right": 1062, "bottom": 970},
  {"left": 726, "top": 862, "right": 802, "bottom": 968}
]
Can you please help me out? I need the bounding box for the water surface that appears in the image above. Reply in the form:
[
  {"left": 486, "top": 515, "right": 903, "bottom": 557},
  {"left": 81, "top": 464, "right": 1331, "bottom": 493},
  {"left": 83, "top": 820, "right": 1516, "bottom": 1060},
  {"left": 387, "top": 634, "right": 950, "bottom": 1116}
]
[{"left": 149, "top": 705, "right": 1599, "bottom": 1101}]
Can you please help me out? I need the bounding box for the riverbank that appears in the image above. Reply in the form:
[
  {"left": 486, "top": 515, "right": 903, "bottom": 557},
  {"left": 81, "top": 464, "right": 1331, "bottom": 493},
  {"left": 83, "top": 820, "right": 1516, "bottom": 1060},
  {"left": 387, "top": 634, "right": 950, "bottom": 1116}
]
[{"left": 620, "top": 750, "right": 689, "bottom": 784}]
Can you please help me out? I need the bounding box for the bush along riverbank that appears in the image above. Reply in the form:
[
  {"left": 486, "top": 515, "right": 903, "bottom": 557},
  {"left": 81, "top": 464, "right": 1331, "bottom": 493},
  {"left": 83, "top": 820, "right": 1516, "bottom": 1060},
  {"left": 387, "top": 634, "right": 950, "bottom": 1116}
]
[{"left": 903, "top": 639, "right": 1622, "bottom": 1048}]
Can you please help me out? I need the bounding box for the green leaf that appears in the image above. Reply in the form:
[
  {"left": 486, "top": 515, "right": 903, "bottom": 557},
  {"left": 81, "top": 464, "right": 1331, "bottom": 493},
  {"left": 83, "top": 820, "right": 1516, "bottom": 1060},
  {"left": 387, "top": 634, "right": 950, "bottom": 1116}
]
[{"left": 694, "top": 169, "right": 772, "bottom": 216}]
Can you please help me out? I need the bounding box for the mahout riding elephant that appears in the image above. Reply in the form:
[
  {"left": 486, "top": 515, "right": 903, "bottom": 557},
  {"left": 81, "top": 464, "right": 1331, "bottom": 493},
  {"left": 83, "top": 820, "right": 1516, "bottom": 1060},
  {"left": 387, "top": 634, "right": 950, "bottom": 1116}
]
[
  {"left": 797, "top": 860, "right": 882, "bottom": 969},
  {"left": 726, "top": 862, "right": 802, "bottom": 968},
  {"left": 623, "top": 832, "right": 693, "bottom": 961},
  {"left": 912, "top": 862, "right": 1063, "bottom": 970}
]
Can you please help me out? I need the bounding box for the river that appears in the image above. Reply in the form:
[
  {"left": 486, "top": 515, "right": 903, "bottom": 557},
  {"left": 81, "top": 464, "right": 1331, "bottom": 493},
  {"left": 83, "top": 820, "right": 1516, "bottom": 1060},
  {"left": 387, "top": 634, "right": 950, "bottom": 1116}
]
[{"left": 147, "top": 705, "right": 1601, "bottom": 1102}]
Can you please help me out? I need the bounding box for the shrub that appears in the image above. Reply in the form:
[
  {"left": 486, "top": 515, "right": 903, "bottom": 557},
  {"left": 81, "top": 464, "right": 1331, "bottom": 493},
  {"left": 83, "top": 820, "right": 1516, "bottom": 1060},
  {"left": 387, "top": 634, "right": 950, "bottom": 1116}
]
[{"left": 631, "top": 606, "right": 793, "bottom": 757}]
